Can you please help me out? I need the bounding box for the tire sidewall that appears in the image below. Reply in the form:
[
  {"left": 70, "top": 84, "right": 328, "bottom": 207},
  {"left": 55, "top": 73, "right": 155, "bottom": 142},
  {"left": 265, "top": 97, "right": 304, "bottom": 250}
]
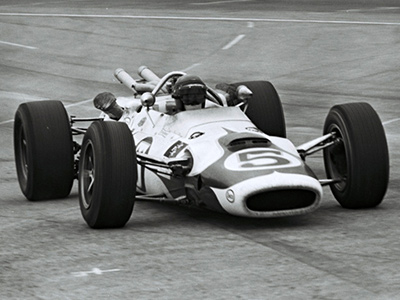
[
  {"left": 78, "top": 121, "right": 137, "bottom": 228},
  {"left": 14, "top": 108, "right": 34, "bottom": 198},
  {"left": 79, "top": 133, "right": 102, "bottom": 227},
  {"left": 323, "top": 109, "right": 353, "bottom": 202}
]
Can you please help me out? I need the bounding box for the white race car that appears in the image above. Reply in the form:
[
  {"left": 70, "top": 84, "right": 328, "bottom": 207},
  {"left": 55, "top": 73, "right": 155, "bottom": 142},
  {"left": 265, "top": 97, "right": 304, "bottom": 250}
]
[{"left": 14, "top": 66, "right": 390, "bottom": 228}]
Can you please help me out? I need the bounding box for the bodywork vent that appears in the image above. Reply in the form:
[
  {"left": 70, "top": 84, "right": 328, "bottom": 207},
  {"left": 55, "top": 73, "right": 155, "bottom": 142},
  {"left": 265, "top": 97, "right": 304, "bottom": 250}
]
[
  {"left": 246, "top": 189, "right": 317, "bottom": 212},
  {"left": 228, "top": 138, "right": 270, "bottom": 151}
]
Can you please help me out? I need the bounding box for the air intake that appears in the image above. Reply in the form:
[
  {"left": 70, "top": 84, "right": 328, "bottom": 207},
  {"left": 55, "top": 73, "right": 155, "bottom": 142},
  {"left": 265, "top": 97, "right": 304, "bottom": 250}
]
[
  {"left": 228, "top": 138, "right": 270, "bottom": 151},
  {"left": 246, "top": 189, "right": 317, "bottom": 212}
]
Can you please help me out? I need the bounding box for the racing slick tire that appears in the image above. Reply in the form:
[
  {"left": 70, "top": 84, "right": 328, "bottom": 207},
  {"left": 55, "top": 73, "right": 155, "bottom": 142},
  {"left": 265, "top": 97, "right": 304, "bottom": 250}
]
[
  {"left": 79, "top": 121, "right": 137, "bottom": 228},
  {"left": 233, "top": 81, "right": 286, "bottom": 138},
  {"left": 14, "top": 100, "right": 74, "bottom": 200},
  {"left": 323, "top": 102, "right": 389, "bottom": 208}
]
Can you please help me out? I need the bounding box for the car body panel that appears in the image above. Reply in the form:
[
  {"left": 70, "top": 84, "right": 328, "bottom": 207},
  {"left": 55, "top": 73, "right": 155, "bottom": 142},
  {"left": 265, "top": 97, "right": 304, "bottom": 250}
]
[{"left": 109, "top": 93, "right": 322, "bottom": 217}]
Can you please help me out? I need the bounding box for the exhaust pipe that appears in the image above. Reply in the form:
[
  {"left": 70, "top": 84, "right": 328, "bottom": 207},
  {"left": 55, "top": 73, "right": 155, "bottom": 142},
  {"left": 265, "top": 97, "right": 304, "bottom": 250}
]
[
  {"left": 138, "top": 66, "right": 168, "bottom": 93},
  {"left": 114, "top": 68, "right": 158, "bottom": 94},
  {"left": 138, "top": 66, "right": 161, "bottom": 82},
  {"left": 114, "top": 68, "right": 138, "bottom": 95}
]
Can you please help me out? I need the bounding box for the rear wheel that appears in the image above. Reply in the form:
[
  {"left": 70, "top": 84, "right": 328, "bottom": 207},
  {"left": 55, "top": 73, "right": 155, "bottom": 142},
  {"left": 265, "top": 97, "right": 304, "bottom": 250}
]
[
  {"left": 79, "top": 121, "right": 137, "bottom": 228},
  {"left": 14, "top": 100, "right": 74, "bottom": 200},
  {"left": 323, "top": 102, "right": 389, "bottom": 208},
  {"left": 232, "top": 81, "right": 286, "bottom": 138}
]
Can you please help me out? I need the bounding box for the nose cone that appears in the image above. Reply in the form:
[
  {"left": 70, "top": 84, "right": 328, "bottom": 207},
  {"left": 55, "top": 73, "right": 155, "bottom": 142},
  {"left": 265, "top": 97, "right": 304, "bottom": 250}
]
[
  {"left": 210, "top": 172, "right": 323, "bottom": 218},
  {"left": 196, "top": 132, "right": 322, "bottom": 218}
]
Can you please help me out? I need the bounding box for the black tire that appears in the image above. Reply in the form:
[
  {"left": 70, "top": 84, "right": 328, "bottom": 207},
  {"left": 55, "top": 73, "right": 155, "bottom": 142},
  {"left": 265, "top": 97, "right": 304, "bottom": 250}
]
[
  {"left": 323, "top": 102, "right": 389, "bottom": 208},
  {"left": 232, "top": 81, "right": 286, "bottom": 138},
  {"left": 79, "top": 121, "right": 137, "bottom": 228},
  {"left": 13, "top": 101, "right": 74, "bottom": 200}
]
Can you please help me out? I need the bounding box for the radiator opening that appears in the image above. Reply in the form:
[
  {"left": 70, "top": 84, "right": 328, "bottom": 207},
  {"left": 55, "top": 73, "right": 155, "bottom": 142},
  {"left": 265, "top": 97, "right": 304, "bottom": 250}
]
[{"left": 246, "top": 189, "right": 316, "bottom": 212}]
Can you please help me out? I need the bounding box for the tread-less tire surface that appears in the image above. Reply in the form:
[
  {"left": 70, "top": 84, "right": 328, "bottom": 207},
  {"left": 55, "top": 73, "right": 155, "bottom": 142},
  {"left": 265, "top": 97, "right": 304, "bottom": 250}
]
[
  {"left": 323, "top": 102, "right": 389, "bottom": 208},
  {"left": 233, "top": 81, "right": 286, "bottom": 138},
  {"left": 79, "top": 121, "right": 137, "bottom": 229},
  {"left": 14, "top": 100, "right": 74, "bottom": 200}
]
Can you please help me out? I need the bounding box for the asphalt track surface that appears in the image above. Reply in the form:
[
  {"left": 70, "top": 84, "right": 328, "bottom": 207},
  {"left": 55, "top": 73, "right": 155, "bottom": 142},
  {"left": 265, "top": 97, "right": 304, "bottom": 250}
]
[{"left": 1, "top": 1, "right": 400, "bottom": 299}]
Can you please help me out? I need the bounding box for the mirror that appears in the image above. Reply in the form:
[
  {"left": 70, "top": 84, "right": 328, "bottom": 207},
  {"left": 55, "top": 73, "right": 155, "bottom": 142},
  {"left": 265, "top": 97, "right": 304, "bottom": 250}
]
[
  {"left": 236, "top": 85, "right": 253, "bottom": 102},
  {"left": 140, "top": 92, "right": 156, "bottom": 108}
]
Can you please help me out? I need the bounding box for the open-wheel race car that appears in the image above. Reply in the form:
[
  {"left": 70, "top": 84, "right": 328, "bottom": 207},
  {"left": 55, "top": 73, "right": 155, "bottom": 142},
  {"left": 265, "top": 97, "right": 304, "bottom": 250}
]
[{"left": 14, "top": 66, "right": 390, "bottom": 228}]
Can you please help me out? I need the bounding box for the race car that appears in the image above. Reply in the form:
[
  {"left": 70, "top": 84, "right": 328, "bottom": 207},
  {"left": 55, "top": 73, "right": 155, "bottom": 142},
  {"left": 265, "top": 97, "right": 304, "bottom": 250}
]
[{"left": 13, "top": 66, "right": 390, "bottom": 228}]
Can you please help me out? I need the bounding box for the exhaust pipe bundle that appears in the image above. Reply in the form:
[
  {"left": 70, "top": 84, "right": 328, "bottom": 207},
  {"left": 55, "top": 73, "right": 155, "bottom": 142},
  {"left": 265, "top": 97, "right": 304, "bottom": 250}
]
[{"left": 114, "top": 66, "right": 163, "bottom": 95}]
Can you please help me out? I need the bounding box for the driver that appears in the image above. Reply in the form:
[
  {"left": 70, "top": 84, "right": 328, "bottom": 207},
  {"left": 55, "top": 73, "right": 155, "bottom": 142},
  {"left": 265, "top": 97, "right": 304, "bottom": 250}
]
[{"left": 172, "top": 75, "right": 207, "bottom": 111}]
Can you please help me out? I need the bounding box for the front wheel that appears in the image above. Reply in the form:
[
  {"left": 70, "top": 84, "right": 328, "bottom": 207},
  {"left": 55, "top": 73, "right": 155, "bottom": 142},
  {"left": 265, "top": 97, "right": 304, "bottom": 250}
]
[
  {"left": 14, "top": 101, "right": 74, "bottom": 200},
  {"left": 79, "top": 121, "right": 137, "bottom": 228},
  {"left": 323, "top": 102, "right": 389, "bottom": 208}
]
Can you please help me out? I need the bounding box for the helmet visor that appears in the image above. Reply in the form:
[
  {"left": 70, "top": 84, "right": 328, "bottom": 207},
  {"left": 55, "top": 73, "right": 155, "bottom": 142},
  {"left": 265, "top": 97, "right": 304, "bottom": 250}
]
[{"left": 179, "top": 84, "right": 206, "bottom": 106}]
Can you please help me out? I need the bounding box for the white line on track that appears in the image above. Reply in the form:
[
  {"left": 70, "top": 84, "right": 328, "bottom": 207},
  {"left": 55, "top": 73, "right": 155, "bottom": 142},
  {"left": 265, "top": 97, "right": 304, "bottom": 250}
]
[
  {"left": 64, "top": 98, "right": 93, "bottom": 108},
  {"left": 71, "top": 268, "right": 121, "bottom": 277},
  {"left": 0, "top": 40, "right": 37, "bottom": 50},
  {"left": 1, "top": 13, "right": 400, "bottom": 26},
  {"left": 222, "top": 34, "right": 245, "bottom": 50},
  {"left": 191, "top": 0, "right": 251, "bottom": 5},
  {"left": 383, "top": 118, "right": 400, "bottom": 125},
  {"left": 0, "top": 120, "right": 14, "bottom": 125},
  {"left": 339, "top": 7, "right": 400, "bottom": 13},
  {"left": 0, "top": 99, "right": 93, "bottom": 125},
  {"left": 181, "top": 63, "right": 202, "bottom": 72}
]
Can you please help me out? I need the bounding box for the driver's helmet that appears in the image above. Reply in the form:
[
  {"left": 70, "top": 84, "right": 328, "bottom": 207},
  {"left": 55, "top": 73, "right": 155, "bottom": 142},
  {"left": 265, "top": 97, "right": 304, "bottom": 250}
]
[{"left": 172, "top": 75, "right": 207, "bottom": 110}]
